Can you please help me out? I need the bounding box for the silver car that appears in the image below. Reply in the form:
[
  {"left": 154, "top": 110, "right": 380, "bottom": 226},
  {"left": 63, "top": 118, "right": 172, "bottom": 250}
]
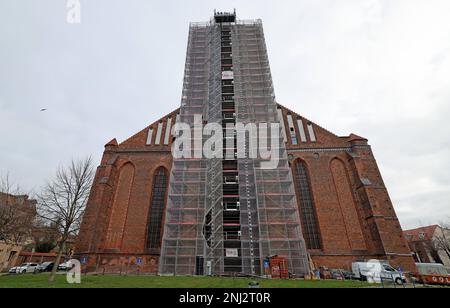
[{"left": 16, "top": 263, "right": 39, "bottom": 274}]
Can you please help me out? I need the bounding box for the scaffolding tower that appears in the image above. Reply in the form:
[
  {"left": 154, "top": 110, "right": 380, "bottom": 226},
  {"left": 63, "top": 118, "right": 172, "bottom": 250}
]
[{"left": 159, "top": 11, "right": 309, "bottom": 277}]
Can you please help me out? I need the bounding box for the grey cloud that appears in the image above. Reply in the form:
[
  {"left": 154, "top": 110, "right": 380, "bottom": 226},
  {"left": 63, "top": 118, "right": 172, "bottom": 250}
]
[{"left": 1, "top": 0, "right": 449, "bottom": 230}]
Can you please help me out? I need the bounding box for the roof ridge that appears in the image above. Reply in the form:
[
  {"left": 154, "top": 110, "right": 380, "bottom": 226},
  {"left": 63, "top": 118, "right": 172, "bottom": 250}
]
[
  {"left": 404, "top": 225, "right": 439, "bottom": 233},
  {"left": 276, "top": 103, "right": 341, "bottom": 138}
]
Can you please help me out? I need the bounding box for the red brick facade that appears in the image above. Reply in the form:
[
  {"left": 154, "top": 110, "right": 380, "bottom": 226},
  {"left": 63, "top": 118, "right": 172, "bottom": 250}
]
[{"left": 74, "top": 105, "right": 416, "bottom": 274}]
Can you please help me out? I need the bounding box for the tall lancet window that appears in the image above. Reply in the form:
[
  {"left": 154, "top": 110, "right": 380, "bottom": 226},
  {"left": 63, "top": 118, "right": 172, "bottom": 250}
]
[
  {"left": 294, "top": 160, "right": 322, "bottom": 249},
  {"left": 146, "top": 167, "right": 168, "bottom": 250}
]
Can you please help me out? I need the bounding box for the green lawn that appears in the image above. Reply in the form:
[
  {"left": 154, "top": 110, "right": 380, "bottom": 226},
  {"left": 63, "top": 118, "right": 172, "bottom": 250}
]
[{"left": 0, "top": 274, "right": 369, "bottom": 288}]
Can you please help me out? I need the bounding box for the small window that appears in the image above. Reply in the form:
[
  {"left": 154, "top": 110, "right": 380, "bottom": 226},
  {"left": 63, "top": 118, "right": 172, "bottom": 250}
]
[
  {"left": 307, "top": 123, "right": 316, "bottom": 142},
  {"left": 383, "top": 265, "right": 395, "bottom": 272},
  {"left": 146, "top": 128, "right": 153, "bottom": 145},
  {"left": 155, "top": 122, "right": 163, "bottom": 145},
  {"left": 361, "top": 178, "right": 372, "bottom": 186},
  {"left": 297, "top": 119, "right": 307, "bottom": 142}
]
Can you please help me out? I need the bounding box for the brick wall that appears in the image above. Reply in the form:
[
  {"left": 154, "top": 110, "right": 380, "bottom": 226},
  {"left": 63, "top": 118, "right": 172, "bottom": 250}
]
[{"left": 75, "top": 105, "right": 416, "bottom": 274}]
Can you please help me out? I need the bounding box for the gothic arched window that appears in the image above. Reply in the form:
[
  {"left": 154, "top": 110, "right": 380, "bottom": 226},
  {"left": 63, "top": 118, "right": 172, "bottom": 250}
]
[
  {"left": 146, "top": 167, "right": 168, "bottom": 250},
  {"left": 293, "top": 160, "right": 322, "bottom": 249}
]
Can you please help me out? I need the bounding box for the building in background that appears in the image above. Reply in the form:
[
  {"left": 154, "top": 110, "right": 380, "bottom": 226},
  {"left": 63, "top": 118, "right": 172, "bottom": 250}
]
[
  {"left": 0, "top": 241, "right": 22, "bottom": 272},
  {"left": 404, "top": 225, "right": 450, "bottom": 268},
  {"left": 75, "top": 11, "right": 416, "bottom": 275},
  {"left": 0, "top": 193, "right": 37, "bottom": 272},
  {"left": 13, "top": 251, "right": 69, "bottom": 266}
]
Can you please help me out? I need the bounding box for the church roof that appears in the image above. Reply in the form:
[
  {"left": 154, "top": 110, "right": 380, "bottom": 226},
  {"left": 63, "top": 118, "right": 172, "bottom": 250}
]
[
  {"left": 107, "top": 104, "right": 368, "bottom": 150},
  {"left": 403, "top": 225, "right": 439, "bottom": 242}
]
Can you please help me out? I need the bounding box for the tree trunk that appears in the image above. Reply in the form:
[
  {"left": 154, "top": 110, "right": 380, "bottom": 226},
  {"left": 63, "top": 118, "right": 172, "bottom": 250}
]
[
  {"left": 444, "top": 249, "right": 450, "bottom": 260},
  {"left": 49, "top": 240, "right": 65, "bottom": 283}
]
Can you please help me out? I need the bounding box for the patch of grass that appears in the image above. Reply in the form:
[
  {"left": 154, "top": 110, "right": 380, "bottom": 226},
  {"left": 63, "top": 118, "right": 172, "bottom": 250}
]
[{"left": 0, "top": 274, "right": 369, "bottom": 288}]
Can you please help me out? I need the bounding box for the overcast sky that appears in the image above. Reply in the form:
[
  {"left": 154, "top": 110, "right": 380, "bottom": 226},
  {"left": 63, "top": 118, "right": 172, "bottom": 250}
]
[{"left": 1, "top": 0, "right": 449, "bottom": 229}]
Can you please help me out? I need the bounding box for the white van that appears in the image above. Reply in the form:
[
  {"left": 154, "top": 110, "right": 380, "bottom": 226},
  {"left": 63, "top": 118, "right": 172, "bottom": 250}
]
[{"left": 352, "top": 261, "right": 405, "bottom": 285}]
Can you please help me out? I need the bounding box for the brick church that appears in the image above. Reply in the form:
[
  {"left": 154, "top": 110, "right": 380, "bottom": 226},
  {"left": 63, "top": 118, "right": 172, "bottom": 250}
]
[{"left": 75, "top": 11, "right": 415, "bottom": 275}]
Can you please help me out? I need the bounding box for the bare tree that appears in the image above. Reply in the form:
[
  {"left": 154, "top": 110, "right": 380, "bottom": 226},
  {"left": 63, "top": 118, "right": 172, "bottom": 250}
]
[
  {"left": 37, "top": 157, "right": 94, "bottom": 283},
  {"left": 425, "top": 240, "right": 443, "bottom": 264},
  {"left": 0, "top": 174, "right": 35, "bottom": 245},
  {"left": 434, "top": 220, "right": 450, "bottom": 260},
  {"left": 32, "top": 217, "right": 59, "bottom": 253}
]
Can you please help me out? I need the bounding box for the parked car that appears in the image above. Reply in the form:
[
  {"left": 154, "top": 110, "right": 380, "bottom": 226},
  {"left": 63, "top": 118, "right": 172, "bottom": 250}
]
[
  {"left": 340, "top": 269, "right": 357, "bottom": 280},
  {"left": 330, "top": 269, "right": 357, "bottom": 280},
  {"left": 16, "top": 263, "right": 39, "bottom": 274},
  {"left": 330, "top": 269, "right": 344, "bottom": 280},
  {"left": 352, "top": 261, "right": 406, "bottom": 285},
  {"left": 58, "top": 261, "right": 75, "bottom": 271},
  {"left": 36, "top": 262, "right": 55, "bottom": 273},
  {"left": 8, "top": 266, "right": 18, "bottom": 274}
]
